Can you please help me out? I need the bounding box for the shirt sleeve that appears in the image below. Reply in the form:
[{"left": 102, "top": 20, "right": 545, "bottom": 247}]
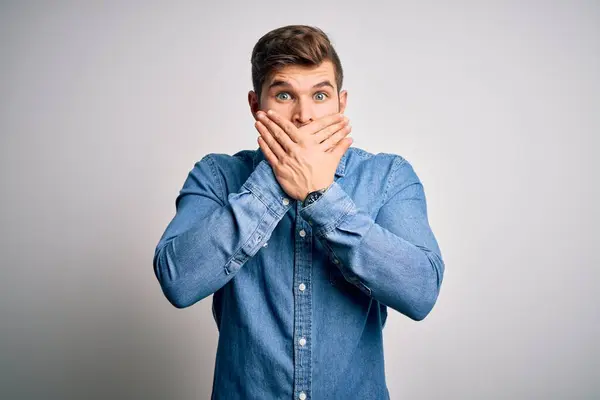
[
  {"left": 153, "top": 156, "right": 291, "bottom": 308},
  {"left": 298, "top": 156, "right": 445, "bottom": 321}
]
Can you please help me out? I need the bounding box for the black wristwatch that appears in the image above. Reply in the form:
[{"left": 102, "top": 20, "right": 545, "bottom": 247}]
[{"left": 302, "top": 185, "right": 330, "bottom": 208}]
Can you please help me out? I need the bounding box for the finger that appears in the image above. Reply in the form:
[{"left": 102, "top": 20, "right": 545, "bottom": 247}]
[
  {"left": 255, "top": 120, "right": 286, "bottom": 161},
  {"left": 257, "top": 136, "right": 279, "bottom": 167},
  {"left": 263, "top": 109, "right": 301, "bottom": 143},
  {"left": 256, "top": 111, "right": 296, "bottom": 152},
  {"left": 329, "top": 137, "right": 353, "bottom": 158},
  {"left": 298, "top": 112, "right": 344, "bottom": 136},
  {"left": 319, "top": 124, "right": 352, "bottom": 152},
  {"left": 313, "top": 117, "right": 349, "bottom": 144}
]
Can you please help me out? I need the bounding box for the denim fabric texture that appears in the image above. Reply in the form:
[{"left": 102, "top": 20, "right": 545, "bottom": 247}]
[{"left": 153, "top": 146, "right": 445, "bottom": 399}]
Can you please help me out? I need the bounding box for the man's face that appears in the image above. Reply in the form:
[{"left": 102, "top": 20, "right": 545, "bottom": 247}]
[{"left": 248, "top": 60, "right": 347, "bottom": 129}]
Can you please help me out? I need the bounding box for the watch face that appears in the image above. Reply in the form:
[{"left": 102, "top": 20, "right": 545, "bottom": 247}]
[
  {"left": 304, "top": 187, "right": 327, "bottom": 207},
  {"left": 306, "top": 192, "right": 320, "bottom": 205}
]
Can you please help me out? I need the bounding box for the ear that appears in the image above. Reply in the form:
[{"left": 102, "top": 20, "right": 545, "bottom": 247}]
[
  {"left": 338, "top": 89, "right": 348, "bottom": 114},
  {"left": 248, "top": 90, "right": 261, "bottom": 121}
]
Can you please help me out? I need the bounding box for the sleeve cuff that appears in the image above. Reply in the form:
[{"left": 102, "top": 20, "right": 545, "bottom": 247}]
[
  {"left": 242, "top": 160, "right": 294, "bottom": 217},
  {"left": 299, "top": 180, "right": 355, "bottom": 236}
]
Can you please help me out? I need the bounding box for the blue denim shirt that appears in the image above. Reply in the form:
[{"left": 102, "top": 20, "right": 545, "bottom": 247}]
[{"left": 153, "top": 146, "right": 445, "bottom": 399}]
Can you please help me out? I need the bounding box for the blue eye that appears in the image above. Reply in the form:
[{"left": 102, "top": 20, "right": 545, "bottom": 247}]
[
  {"left": 314, "top": 92, "right": 328, "bottom": 101},
  {"left": 275, "top": 92, "right": 291, "bottom": 101}
]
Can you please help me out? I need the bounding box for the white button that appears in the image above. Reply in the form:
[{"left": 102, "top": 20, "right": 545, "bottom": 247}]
[
  {"left": 282, "top": 198, "right": 290, "bottom": 205},
  {"left": 299, "top": 229, "right": 306, "bottom": 237},
  {"left": 299, "top": 337, "right": 306, "bottom": 346},
  {"left": 299, "top": 392, "right": 307, "bottom": 400},
  {"left": 298, "top": 283, "right": 306, "bottom": 291},
  {"left": 333, "top": 258, "right": 339, "bottom": 264},
  {"left": 263, "top": 242, "right": 268, "bottom": 247}
]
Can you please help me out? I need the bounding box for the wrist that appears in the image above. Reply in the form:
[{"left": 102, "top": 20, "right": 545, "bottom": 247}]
[
  {"left": 302, "top": 184, "right": 331, "bottom": 207},
  {"left": 303, "top": 185, "right": 327, "bottom": 200}
]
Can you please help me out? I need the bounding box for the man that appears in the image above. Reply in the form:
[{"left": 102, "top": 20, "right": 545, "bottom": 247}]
[{"left": 153, "top": 25, "right": 445, "bottom": 400}]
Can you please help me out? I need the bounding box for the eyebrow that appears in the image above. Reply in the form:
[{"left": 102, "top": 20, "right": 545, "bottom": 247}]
[{"left": 267, "top": 79, "right": 335, "bottom": 91}]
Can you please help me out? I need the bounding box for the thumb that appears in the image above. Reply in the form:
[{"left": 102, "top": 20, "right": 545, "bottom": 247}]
[{"left": 330, "top": 137, "right": 353, "bottom": 159}]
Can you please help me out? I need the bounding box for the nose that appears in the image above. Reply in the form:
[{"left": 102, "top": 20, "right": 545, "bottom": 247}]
[{"left": 292, "top": 99, "right": 314, "bottom": 127}]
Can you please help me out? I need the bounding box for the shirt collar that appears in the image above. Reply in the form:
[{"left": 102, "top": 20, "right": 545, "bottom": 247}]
[{"left": 252, "top": 146, "right": 348, "bottom": 177}]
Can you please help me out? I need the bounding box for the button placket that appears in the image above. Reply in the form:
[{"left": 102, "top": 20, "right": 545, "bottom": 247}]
[{"left": 293, "top": 202, "right": 312, "bottom": 399}]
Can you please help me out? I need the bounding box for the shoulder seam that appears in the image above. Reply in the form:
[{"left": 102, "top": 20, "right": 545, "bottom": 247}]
[
  {"left": 382, "top": 156, "right": 407, "bottom": 206},
  {"left": 201, "top": 154, "right": 226, "bottom": 206}
]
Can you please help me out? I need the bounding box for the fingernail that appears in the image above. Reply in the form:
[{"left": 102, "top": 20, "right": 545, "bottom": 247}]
[{"left": 267, "top": 109, "right": 274, "bottom": 116}]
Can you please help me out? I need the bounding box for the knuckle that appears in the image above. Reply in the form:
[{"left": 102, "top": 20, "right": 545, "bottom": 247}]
[
  {"left": 281, "top": 157, "right": 292, "bottom": 168},
  {"left": 297, "top": 139, "right": 309, "bottom": 149}
]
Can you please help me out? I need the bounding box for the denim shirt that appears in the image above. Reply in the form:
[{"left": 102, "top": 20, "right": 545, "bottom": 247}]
[{"left": 153, "top": 146, "right": 445, "bottom": 399}]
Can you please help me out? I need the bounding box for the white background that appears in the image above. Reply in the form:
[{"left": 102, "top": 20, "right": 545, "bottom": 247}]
[{"left": 1, "top": 1, "right": 598, "bottom": 399}]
